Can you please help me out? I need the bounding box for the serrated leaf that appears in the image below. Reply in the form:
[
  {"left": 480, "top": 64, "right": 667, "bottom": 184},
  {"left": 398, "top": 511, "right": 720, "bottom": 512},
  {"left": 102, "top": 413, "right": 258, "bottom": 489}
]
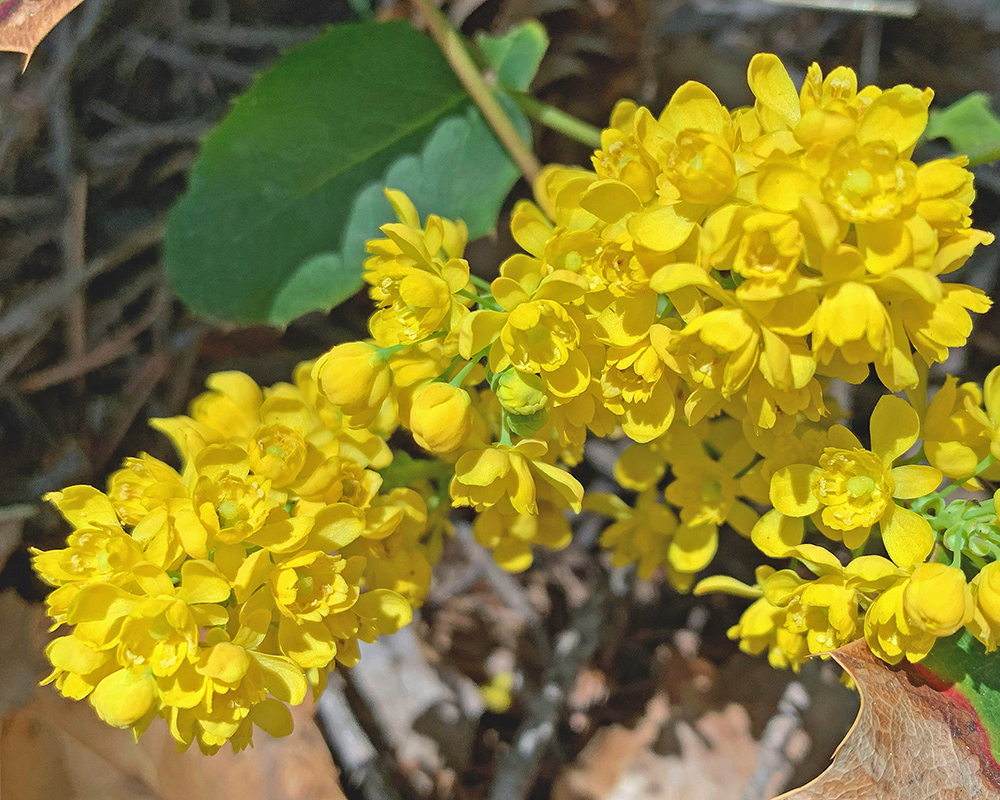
[
  {"left": 164, "top": 21, "right": 534, "bottom": 327},
  {"left": 778, "top": 633, "right": 1000, "bottom": 799},
  {"left": 925, "top": 92, "right": 1000, "bottom": 165},
  {"left": 477, "top": 20, "right": 549, "bottom": 92}
]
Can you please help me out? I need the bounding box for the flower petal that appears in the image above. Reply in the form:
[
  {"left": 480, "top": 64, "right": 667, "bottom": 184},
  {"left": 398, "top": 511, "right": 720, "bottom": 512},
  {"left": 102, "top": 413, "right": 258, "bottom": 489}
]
[
  {"left": 870, "top": 394, "right": 920, "bottom": 464},
  {"left": 91, "top": 669, "right": 155, "bottom": 728},
  {"left": 693, "top": 575, "right": 762, "bottom": 598},
  {"left": 751, "top": 509, "right": 804, "bottom": 557},
  {"left": 890, "top": 465, "right": 942, "bottom": 499},
  {"left": 880, "top": 502, "right": 934, "bottom": 568},
  {"left": 770, "top": 465, "right": 821, "bottom": 516}
]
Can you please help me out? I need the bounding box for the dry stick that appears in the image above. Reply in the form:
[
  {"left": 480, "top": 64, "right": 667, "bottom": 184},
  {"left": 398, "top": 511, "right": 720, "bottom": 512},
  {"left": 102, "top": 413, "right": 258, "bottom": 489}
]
[
  {"left": 48, "top": 19, "right": 87, "bottom": 391},
  {"left": 127, "top": 35, "right": 258, "bottom": 84},
  {"left": 92, "top": 349, "right": 171, "bottom": 471},
  {"left": 0, "top": 218, "right": 164, "bottom": 342},
  {"left": 739, "top": 680, "right": 812, "bottom": 800},
  {"left": 181, "top": 23, "right": 324, "bottom": 48},
  {"left": 0, "top": 325, "right": 53, "bottom": 386},
  {"left": 488, "top": 584, "right": 608, "bottom": 800},
  {"left": 316, "top": 673, "right": 407, "bottom": 800},
  {"left": 62, "top": 176, "right": 88, "bottom": 391},
  {"left": 409, "top": 0, "right": 541, "bottom": 183},
  {"left": 0, "top": 196, "right": 59, "bottom": 218},
  {"left": 18, "top": 289, "right": 172, "bottom": 393}
]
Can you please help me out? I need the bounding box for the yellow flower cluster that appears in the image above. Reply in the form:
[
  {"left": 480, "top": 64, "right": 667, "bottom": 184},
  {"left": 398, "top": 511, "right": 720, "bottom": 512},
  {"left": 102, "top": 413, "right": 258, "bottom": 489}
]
[
  {"left": 698, "top": 390, "right": 1000, "bottom": 668},
  {"left": 310, "top": 54, "right": 992, "bottom": 587},
  {"left": 532, "top": 54, "right": 991, "bottom": 436},
  {"left": 32, "top": 367, "right": 444, "bottom": 752},
  {"left": 316, "top": 190, "right": 585, "bottom": 572},
  {"left": 34, "top": 51, "right": 1000, "bottom": 747}
]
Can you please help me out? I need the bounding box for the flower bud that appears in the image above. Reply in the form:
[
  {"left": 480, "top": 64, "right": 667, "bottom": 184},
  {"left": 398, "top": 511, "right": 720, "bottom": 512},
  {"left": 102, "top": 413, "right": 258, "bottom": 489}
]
[
  {"left": 969, "top": 562, "right": 1000, "bottom": 651},
  {"left": 312, "top": 342, "right": 391, "bottom": 415},
  {"left": 495, "top": 370, "right": 547, "bottom": 415},
  {"left": 903, "top": 562, "right": 972, "bottom": 637},
  {"left": 409, "top": 382, "right": 472, "bottom": 454}
]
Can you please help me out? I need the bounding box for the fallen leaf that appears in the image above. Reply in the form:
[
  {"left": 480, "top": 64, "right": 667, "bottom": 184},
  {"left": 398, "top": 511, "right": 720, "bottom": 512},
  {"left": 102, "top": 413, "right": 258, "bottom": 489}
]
[
  {"left": 778, "top": 635, "right": 1000, "bottom": 799},
  {"left": 0, "top": 0, "right": 85, "bottom": 63},
  {"left": 1, "top": 685, "right": 347, "bottom": 800},
  {"left": 0, "top": 590, "right": 47, "bottom": 720},
  {"left": 554, "top": 649, "right": 770, "bottom": 800}
]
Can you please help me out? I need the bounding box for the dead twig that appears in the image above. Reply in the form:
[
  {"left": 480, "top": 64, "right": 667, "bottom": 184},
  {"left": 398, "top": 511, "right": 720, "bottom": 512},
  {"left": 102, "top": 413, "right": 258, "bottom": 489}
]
[
  {"left": 61, "top": 175, "right": 88, "bottom": 392},
  {"left": 0, "top": 219, "right": 164, "bottom": 343},
  {"left": 316, "top": 672, "right": 407, "bottom": 800},
  {"left": 91, "top": 349, "right": 171, "bottom": 471},
  {"left": 180, "top": 23, "right": 324, "bottom": 49},
  {"left": 88, "top": 119, "right": 212, "bottom": 170},
  {"left": 488, "top": 582, "right": 609, "bottom": 800},
  {"left": 126, "top": 35, "right": 258, "bottom": 84},
  {"left": 0, "top": 196, "right": 59, "bottom": 219},
  {"left": 740, "top": 680, "right": 812, "bottom": 800},
  {"left": 18, "top": 287, "right": 171, "bottom": 393}
]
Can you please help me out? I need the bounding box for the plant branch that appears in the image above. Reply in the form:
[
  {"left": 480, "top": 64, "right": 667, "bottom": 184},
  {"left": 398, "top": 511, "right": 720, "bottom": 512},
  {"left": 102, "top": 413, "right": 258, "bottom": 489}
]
[{"left": 411, "top": 0, "right": 541, "bottom": 182}]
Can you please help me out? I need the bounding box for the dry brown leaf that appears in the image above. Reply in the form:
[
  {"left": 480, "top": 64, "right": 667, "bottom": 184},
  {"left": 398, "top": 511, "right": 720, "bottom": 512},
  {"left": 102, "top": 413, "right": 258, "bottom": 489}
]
[
  {"left": 778, "top": 638, "right": 1000, "bottom": 800},
  {"left": 0, "top": 685, "right": 347, "bottom": 800},
  {"left": 553, "top": 649, "right": 766, "bottom": 800},
  {"left": 0, "top": 0, "right": 85, "bottom": 63}
]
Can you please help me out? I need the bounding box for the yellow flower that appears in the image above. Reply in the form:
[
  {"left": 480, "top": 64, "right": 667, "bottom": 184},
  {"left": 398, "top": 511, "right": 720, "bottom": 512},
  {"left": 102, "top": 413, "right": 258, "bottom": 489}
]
[
  {"left": 270, "top": 551, "right": 358, "bottom": 623},
  {"left": 407, "top": 382, "right": 473, "bottom": 454},
  {"left": 586, "top": 488, "right": 717, "bottom": 591},
  {"left": 364, "top": 189, "right": 471, "bottom": 347},
  {"left": 902, "top": 562, "right": 972, "bottom": 637},
  {"left": 662, "top": 417, "right": 761, "bottom": 535},
  {"left": 312, "top": 341, "right": 392, "bottom": 420},
  {"left": 697, "top": 568, "right": 812, "bottom": 671},
  {"left": 600, "top": 336, "right": 678, "bottom": 443},
  {"left": 767, "top": 395, "right": 940, "bottom": 566},
  {"left": 923, "top": 375, "right": 997, "bottom": 481},
  {"left": 473, "top": 491, "right": 573, "bottom": 572},
  {"left": 495, "top": 369, "right": 548, "bottom": 415},
  {"left": 962, "top": 365, "right": 1000, "bottom": 463},
  {"left": 450, "top": 439, "right": 583, "bottom": 516},
  {"left": 35, "top": 367, "right": 428, "bottom": 752},
  {"left": 592, "top": 100, "right": 659, "bottom": 203},
  {"left": 968, "top": 562, "right": 1000, "bottom": 651},
  {"left": 863, "top": 582, "right": 935, "bottom": 665},
  {"left": 731, "top": 212, "right": 804, "bottom": 297}
]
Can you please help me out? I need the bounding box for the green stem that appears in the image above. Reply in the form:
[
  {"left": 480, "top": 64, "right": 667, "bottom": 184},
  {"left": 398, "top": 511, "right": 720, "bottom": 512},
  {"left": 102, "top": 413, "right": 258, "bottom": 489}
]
[
  {"left": 470, "top": 275, "right": 493, "bottom": 292},
  {"left": 376, "top": 331, "right": 444, "bottom": 358},
  {"left": 459, "top": 288, "right": 501, "bottom": 312},
  {"left": 967, "top": 147, "right": 1000, "bottom": 168},
  {"left": 510, "top": 91, "right": 602, "bottom": 149},
  {"left": 437, "top": 353, "right": 463, "bottom": 382},
  {"left": 499, "top": 411, "right": 513, "bottom": 446},
  {"left": 449, "top": 359, "right": 480, "bottom": 387},
  {"left": 928, "top": 454, "right": 998, "bottom": 501},
  {"left": 410, "top": 0, "right": 541, "bottom": 182}
]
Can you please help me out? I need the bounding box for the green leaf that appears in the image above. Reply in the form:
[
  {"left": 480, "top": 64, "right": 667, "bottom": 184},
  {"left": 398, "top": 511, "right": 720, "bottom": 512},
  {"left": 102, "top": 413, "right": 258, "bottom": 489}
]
[
  {"left": 922, "top": 629, "right": 1000, "bottom": 753},
  {"left": 164, "top": 21, "right": 533, "bottom": 326},
  {"left": 477, "top": 20, "right": 549, "bottom": 92},
  {"left": 925, "top": 92, "right": 1000, "bottom": 166}
]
